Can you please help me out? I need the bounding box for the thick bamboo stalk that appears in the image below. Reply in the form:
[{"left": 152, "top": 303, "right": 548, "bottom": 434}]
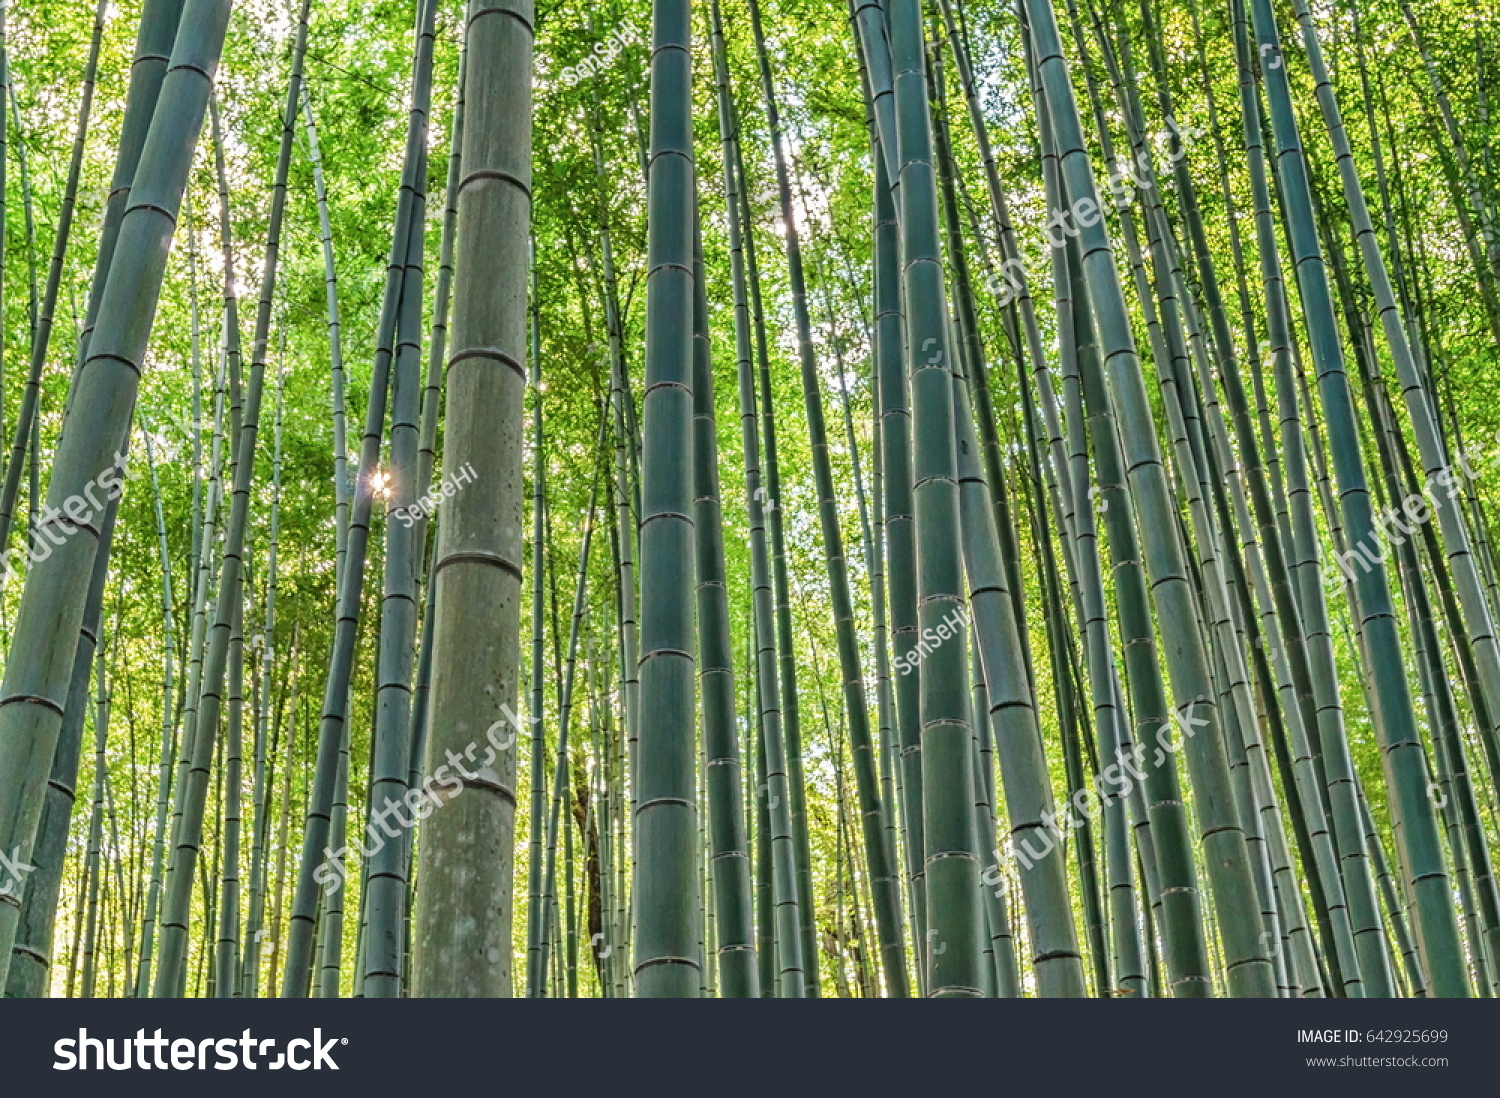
[
  {"left": 889, "top": 0, "right": 982, "bottom": 997},
  {"left": 1247, "top": 0, "right": 1468, "bottom": 997},
  {"left": 629, "top": 0, "right": 701, "bottom": 998},
  {"left": 409, "top": 0, "right": 533, "bottom": 998},
  {"left": 0, "top": 0, "right": 229, "bottom": 989},
  {"left": 710, "top": 0, "right": 804, "bottom": 998},
  {"left": 1028, "top": 0, "right": 1275, "bottom": 997}
]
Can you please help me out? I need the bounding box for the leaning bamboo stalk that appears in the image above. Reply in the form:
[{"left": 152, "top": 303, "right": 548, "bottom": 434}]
[
  {"left": 928, "top": 41, "right": 1034, "bottom": 693},
  {"left": 240, "top": 369, "right": 282, "bottom": 997},
  {"left": 740, "top": 0, "right": 825, "bottom": 994},
  {"left": 5, "top": 0, "right": 186, "bottom": 998},
  {"left": 0, "top": 0, "right": 229, "bottom": 989},
  {"left": 361, "top": 0, "right": 436, "bottom": 999},
  {"left": 1028, "top": 0, "right": 1275, "bottom": 996},
  {"left": 1247, "top": 0, "right": 1468, "bottom": 997},
  {"left": 0, "top": 0, "right": 107, "bottom": 558},
  {"left": 752, "top": 0, "right": 911, "bottom": 998},
  {"left": 167, "top": 118, "right": 236, "bottom": 936},
  {"left": 1220, "top": 0, "right": 1350, "bottom": 992},
  {"left": 1086, "top": 3, "right": 1303, "bottom": 997},
  {"left": 1293, "top": 0, "right": 1500, "bottom": 946},
  {"left": 1098, "top": 2, "right": 1303, "bottom": 997},
  {"left": 287, "top": 0, "right": 439, "bottom": 997},
  {"left": 600, "top": 224, "right": 639, "bottom": 934},
  {"left": 1135, "top": 0, "right": 1355, "bottom": 997},
  {"left": 155, "top": 0, "right": 310, "bottom": 996},
  {"left": 954, "top": 335, "right": 1087, "bottom": 997},
  {"left": 710, "top": 6, "right": 807, "bottom": 996},
  {"left": 1354, "top": 336, "right": 1500, "bottom": 992},
  {"left": 160, "top": 96, "right": 234, "bottom": 998},
  {"left": 413, "top": 42, "right": 465, "bottom": 579},
  {"left": 928, "top": 34, "right": 1092, "bottom": 995}
]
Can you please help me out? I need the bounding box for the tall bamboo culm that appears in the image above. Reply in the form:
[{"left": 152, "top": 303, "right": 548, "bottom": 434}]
[{"left": 411, "top": 0, "right": 534, "bottom": 998}]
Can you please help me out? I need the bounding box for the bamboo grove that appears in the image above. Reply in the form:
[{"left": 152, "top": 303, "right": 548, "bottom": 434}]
[{"left": 0, "top": 0, "right": 1495, "bottom": 999}]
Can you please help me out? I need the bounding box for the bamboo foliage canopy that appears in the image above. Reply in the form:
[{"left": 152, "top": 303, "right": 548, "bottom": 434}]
[{"left": 0, "top": 0, "right": 1495, "bottom": 999}]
